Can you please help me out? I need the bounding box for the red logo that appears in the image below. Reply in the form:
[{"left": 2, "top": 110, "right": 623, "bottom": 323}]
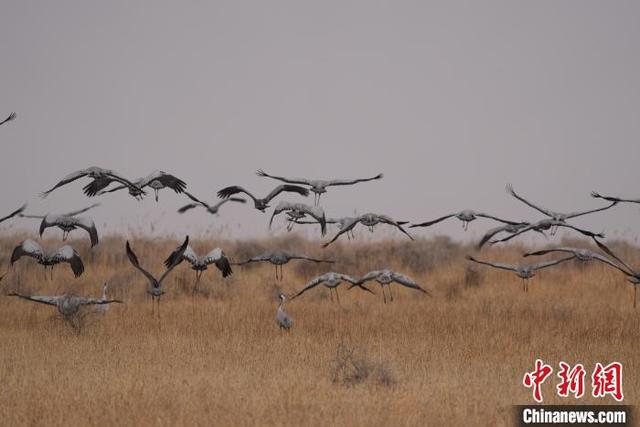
[
  {"left": 592, "top": 362, "right": 624, "bottom": 402},
  {"left": 523, "top": 360, "right": 624, "bottom": 402},
  {"left": 523, "top": 359, "right": 553, "bottom": 403}
]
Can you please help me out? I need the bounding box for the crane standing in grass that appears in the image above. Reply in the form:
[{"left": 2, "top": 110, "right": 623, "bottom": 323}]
[{"left": 276, "top": 293, "right": 293, "bottom": 331}]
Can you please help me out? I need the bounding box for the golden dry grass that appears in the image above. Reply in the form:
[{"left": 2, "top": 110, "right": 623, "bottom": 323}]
[{"left": 0, "top": 233, "right": 637, "bottom": 426}]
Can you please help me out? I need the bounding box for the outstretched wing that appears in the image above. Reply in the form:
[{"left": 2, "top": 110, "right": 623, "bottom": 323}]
[
  {"left": 263, "top": 185, "right": 309, "bottom": 203},
  {"left": 353, "top": 270, "right": 384, "bottom": 287},
  {"left": 475, "top": 213, "right": 524, "bottom": 226},
  {"left": 410, "top": 214, "right": 456, "bottom": 228},
  {"left": 530, "top": 256, "right": 575, "bottom": 271},
  {"left": 591, "top": 191, "right": 640, "bottom": 204},
  {"left": 158, "top": 236, "right": 190, "bottom": 283},
  {"left": 74, "top": 216, "right": 99, "bottom": 247},
  {"left": 391, "top": 272, "right": 431, "bottom": 296},
  {"left": 105, "top": 171, "right": 147, "bottom": 195},
  {"left": 558, "top": 223, "right": 604, "bottom": 239},
  {"left": 592, "top": 239, "right": 635, "bottom": 276},
  {"left": 378, "top": 215, "right": 413, "bottom": 240},
  {"left": 164, "top": 244, "right": 197, "bottom": 268},
  {"left": 290, "top": 274, "right": 327, "bottom": 299},
  {"left": 523, "top": 248, "right": 578, "bottom": 258},
  {"left": 41, "top": 169, "right": 90, "bottom": 198},
  {"left": 256, "top": 169, "right": 312, "bottom": 186},
  {"left": 325, "top": 173, "right": 384, "bottom": 187},
  {"left": 322, "top": 217, "right": 360, "bottom": 248},
  {"left": 11, "top": 239, "right": 44, "bottom": 264},
  {"left": 0, "top": 204, "right": 26, "bottom": 223},
  {"left": 234, "top": 253, "right": 272, "bottom": 265},
  {"left": 126, "top": 241, "right": 157, "bottom": 284},
  {"left": 202, "top": 248, "right": 233, "bottom": 277},
  {"left": 491, "top": 222, "right": 539, "bottom": 244},
  {"left": 269, "top": 201, "right": 293, "bottom": 229},
  {"left": 477, "top": 224, "right": 513, "bottom": 249},
  {"left": 301, "top": 204, "right": 327, "bottom": 236},
  {"left": 290, "top": 254, "right": 335, "bottom": 263},
  {"left": 146, "top": 171, "right": 187, "bottom": 193},
  {"left": 217, "top": 186, "right": 257, "bottom": 202},
  {"left": 465, "top": 255, "right": 518, "bottom": 273},
  {"left": 565, "top": 201, "right": 618, "bottom": 219},
  {"left": 52, "top": 245, "right": 85, "bottom": 277},
  {"left": 63, "top": 203, "right": 101, "bottom": 217},
  {"left": 506, "top": 184, "right": 554, "bottom": 217},
  {"left": 79, "top": 298, "right": 124, "bottom": 306},
  {"left": 0, "top": 112, "right": 16, "bottom": 126},
  {"left": 82, "top": 176, "right": 115, "bottom": 197},
  {"left": 210, "top": 197, "right": 246, "bottom": 210},
  {"left": 8, "top": 293, "right": 62, "bottom": 306}
]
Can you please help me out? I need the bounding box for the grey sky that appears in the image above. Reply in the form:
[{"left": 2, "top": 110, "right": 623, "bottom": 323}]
[{"left": 1, "top": 1, "right": 639, "bottom": 243}]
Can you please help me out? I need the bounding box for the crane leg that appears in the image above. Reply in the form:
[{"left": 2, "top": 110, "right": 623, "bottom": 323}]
[
  {"left": 62, "top": 231, "right": 69, "bottom": 241},
  {"left": 382, "top": 287, "right": 387, "bottom": 304},
  {"left": 50, "top": 267, "right": 53, "bottom": 280},
  {"left": 335, "top": 287, "right": 341, "bottom": 305},
  {"left": 634, "top": 286, "right": 637, "bottom": 310},
  {"left": 388, "top": 286, "right": 394, "bottom": 302},
  {"left": 154, "top": 189, "right": 159, "bottom": 202},
  {"left": 151, "top": 296, "right": 155, "bottom": 316}
]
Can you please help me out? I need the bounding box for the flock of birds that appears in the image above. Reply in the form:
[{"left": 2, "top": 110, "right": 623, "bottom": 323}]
[{"left": 1, "top": 112, "right": 640, "bottom": 331}]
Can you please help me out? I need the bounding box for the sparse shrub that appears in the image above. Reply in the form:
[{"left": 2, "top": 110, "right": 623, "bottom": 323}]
[{"left": 330, "top": 341, "right": 396, "bottom": 387}]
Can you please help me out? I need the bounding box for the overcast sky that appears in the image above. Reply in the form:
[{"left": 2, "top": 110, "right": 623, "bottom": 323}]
[{"left": 1, "top": 1, "right": 639, "bottom": 244}]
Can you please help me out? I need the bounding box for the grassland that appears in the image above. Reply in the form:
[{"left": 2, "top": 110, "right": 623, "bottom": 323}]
[{"left": 0, "top": 233, "right": 637, "bottom": 426}]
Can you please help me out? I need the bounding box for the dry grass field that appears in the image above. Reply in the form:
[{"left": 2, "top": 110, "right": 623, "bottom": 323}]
[{"left": 0, "top": 233, "right": 637, "bottom": 426}]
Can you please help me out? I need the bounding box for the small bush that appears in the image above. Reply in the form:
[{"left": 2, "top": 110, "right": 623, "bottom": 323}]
[{"left": 330, "top": 341, "right": 396, "bottom": 387}]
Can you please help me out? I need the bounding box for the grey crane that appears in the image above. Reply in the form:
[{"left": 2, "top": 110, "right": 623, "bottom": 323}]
[
  {"left": 0, "top": 204, "right": 26, "bottom": 224},
  {"left": 217, "top": 184, "right": 309, "bottom": 212},
  {"left": 523, "top": 247, "right": 623, "bottom": 267},
  {"left": 477, "top": 222, "right": 545, "bottom": 249},
  {"left": 257, "top": 169, "right": 383, "bottom": 205},
  {"left": 164, "top": 244, "right": 233, "bottom": 292},
  {"left": 323, "top": 213, "right": 413, "bottom": 248},
  {"left": 234, "top": 251, "right": 335, "bottom": 280},
  {"left": 11, "top": 239, "right": 84, "bottom": 278},
  {"left": 350, "top": 269, "right": 430, "bottom": 304},
  {"left": 290, "top": 272, "right": 374, "bottom": 303},
  {"left": 465, "top": 255, "right": 575, "bottom": 292},
  {"left": 0, "top": 112, "right": 16, "bottom": 126},
  {"left": 490, "top": 218, "right": 604, "bottom": 245},
  {"left": 269, "top": 201, "right": 327, "bottom": 236},
  {"left": 276, "top": 293, "right": 293, "bottom": 331},
  {"left": 295, "top": 216, "right": 409, "bottom": 240},
  {"left": 507, "top": 184, "right": 617, "bottom": 234},
  {"left": 589, "top": 238, "right": 640, "bottom": 308},
  {"left": 177, "top": 191, "right": 246, "bottom": 215},
  {"left": 126, "top": 236, "right": 189, "bottom": 317},
  {"left": 411, "top": 209, "right": 525, "bottom": 232},
  {"left": 97, "top": 170, "right": 187, "bottom": 202},
  {"left": 8, "top": 289, "right": 122, "bottom": 327},
  {"left": 20, "top": 203, "right": 100, "bottom": 247},
  {"left": 41, "top": 166, "right": 145, "bottom": 199},
  {"left": 591, "top": 191, "right": 640, "bottom": 205}
]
